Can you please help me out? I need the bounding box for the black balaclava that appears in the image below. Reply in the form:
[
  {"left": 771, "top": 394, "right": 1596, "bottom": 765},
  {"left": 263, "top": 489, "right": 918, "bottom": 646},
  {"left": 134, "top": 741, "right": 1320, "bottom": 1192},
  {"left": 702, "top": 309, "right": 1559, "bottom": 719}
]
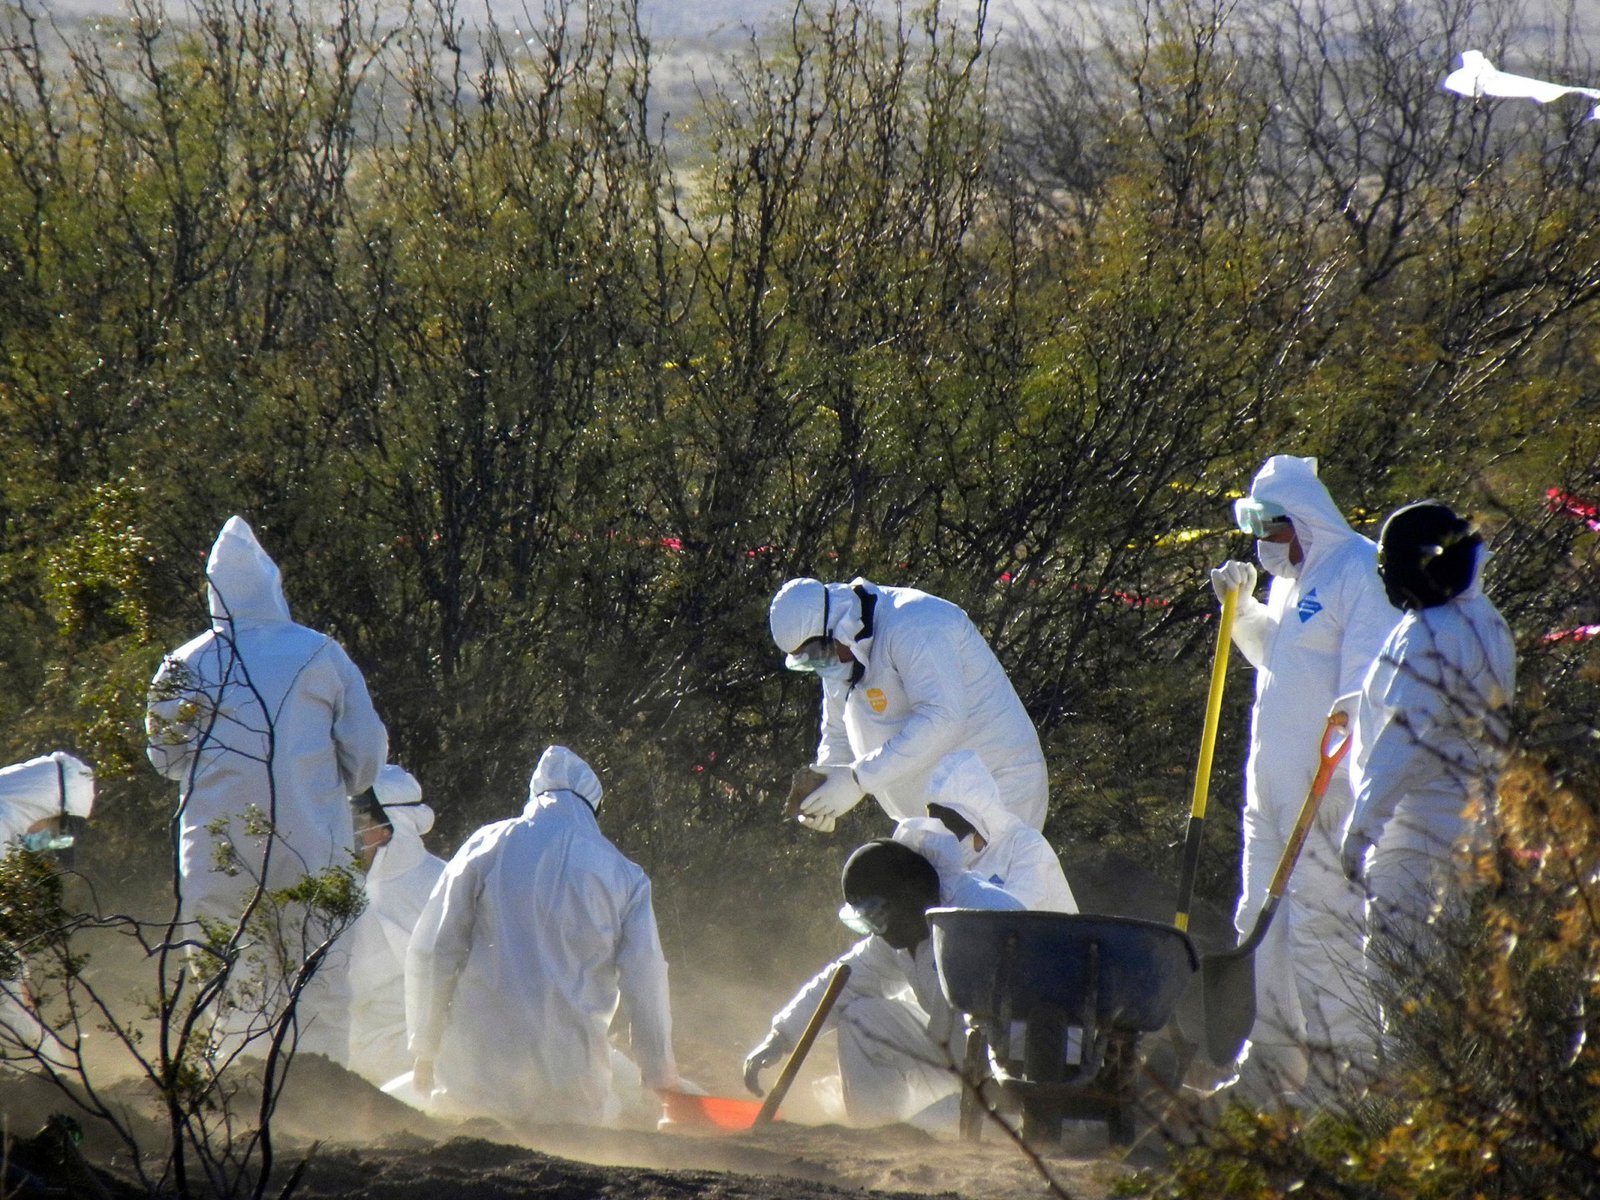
[
  {"left": 841, "top": 839, "right": 941, "bottom": 951},
  {"left": 1377, "top": 500, "right": 1481, "bottom": 611},
  {"left": 927, "top": 803, "right": 977, "bottom": 843}
]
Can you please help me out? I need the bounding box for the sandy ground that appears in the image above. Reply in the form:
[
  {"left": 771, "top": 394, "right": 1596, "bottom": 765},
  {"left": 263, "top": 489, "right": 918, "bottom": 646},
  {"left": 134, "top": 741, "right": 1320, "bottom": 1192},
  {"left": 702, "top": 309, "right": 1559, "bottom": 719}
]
[
  {"left": 4, "top": 1024, "right": 1188, "bottom": 1200},
  {"left": 3, "top": 1047, "right": 1170, "bottom": 1200}
]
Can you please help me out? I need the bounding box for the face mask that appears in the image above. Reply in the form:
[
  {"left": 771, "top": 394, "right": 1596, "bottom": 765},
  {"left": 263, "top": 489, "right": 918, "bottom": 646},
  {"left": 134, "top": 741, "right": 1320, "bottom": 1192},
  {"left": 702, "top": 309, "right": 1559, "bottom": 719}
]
[
  {"left": 1256, "top": 538, "right": 1300, "bottom": 578},
  {"left": 812, "top": 659, "right": 855, "bottom": 683},
  {"left": 22, "top": 829, "right": 75, "bottom": 853}
]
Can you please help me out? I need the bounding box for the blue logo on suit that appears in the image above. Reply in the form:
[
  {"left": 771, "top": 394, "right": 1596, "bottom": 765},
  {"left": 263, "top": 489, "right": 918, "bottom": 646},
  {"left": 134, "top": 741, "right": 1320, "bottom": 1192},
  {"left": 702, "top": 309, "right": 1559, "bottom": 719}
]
[{"left": 1297, "top": 589, "right": 1323, "bottom": 623}]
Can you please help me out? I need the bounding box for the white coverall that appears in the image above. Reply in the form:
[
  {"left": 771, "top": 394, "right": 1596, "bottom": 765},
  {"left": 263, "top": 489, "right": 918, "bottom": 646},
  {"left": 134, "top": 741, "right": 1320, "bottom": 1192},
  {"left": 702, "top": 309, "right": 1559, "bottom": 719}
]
[
  {"left": 405, "top": 746, "right": 679, "bottom": 1130},
  {"left": 1228, "top": 456, "right": 1400, "bottom": 1088},
  {"left": 1344, "top": 566, "right": 1516, "bottom": 981},
  {"left": 344, "top": 767, "right": 445, "bottom": 1087},
  {"left": 926, "top": 750, "right": 1077, "bottom": 913},
  {"left": 817, "top": 579, "right": 1048, "bottom": 830},
  {"left": 0, "top": 752, "right": 94, "bottom": 1070},
  {"left": 766, "top": 834, "right": 1024, "bottom": 1128},
  {"left": 146, "top": 515, "right": 388, "bottom": 1058}
]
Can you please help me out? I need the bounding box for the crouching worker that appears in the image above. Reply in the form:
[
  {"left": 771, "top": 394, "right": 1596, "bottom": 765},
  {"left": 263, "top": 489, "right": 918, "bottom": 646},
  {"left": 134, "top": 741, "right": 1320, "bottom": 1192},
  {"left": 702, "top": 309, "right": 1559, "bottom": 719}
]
[
  {"left": 0, "top": 752, "right": 95, "bottom": 1071},
  {"left": 405, "top": 745, "right": 679, "bottom": 1130},
  {"left": 743, "top": 829, "right": 1022, "bottom": 1130},
  {"left": 926, "top": 750, "right": 1077, "bottom": 913}
]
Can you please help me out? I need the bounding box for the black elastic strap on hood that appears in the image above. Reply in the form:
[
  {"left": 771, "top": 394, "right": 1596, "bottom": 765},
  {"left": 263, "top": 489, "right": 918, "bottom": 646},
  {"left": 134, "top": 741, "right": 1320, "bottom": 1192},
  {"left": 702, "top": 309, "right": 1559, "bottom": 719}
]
[
  {"left": 846, "top": 585, "right": 877, "bottom": 687},
  {"left": 855, "top": 585, "right": 877, "bottom": 640}
]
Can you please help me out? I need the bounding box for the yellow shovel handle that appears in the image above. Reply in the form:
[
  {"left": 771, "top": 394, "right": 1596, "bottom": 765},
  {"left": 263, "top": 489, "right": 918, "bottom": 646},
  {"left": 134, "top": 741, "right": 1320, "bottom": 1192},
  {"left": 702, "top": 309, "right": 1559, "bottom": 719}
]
[{"left": 1175, "top": 584, "right": 1239, "bottom": 932}]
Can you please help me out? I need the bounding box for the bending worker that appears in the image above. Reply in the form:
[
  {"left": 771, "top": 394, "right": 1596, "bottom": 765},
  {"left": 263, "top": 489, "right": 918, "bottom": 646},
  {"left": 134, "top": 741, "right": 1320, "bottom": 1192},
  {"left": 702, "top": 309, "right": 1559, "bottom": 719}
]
[
  {"left": 1340, "top": 501, "right": 1516, "bottom": 1010},
  {"left": 1210, "top": 455, "right": 1399, "bottom": 1098},
  {"left": 925, "top": 750, "right": 1077, "bottom": 912},
  {"left": 344, "top": 764, "right": 446, "bottom": 1087},
  {"left": 743, "top": 829, "right": 1022, "bottom": 1130},
  {"left": 406, "top": 745, "right": 679, "bottom": 1130},
  {"left": 768, "top": 576, "right": 1048, "bottom": 832}
]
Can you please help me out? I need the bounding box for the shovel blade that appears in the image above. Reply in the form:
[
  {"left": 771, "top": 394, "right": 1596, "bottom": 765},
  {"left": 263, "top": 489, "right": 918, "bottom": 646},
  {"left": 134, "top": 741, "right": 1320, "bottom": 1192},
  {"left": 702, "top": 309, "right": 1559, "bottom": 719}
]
[
  {"left": 1201, "top": 948, "right": 1256, "bottom": 1067},
  {"left": 659, "top": 1089, "right": 770, "bottom": 1133}
]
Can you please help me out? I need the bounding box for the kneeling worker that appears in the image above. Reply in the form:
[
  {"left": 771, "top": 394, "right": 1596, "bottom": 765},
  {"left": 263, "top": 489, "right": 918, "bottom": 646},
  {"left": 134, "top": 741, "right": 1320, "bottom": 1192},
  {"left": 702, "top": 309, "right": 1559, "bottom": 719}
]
[
  {"left": 743, "top": 831, "right": 1022, "bottom": 1128},
  {"left": 406, "top": 745, "right": 679, "bottom": 1129}
]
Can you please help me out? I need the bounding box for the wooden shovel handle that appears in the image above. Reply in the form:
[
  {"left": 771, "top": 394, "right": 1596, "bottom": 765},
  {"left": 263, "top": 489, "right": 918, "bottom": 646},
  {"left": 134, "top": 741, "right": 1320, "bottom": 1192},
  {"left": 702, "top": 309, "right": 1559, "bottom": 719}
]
[
  {"left": 753, "top": 963, "right": 852, "bottom": 1126},
  {"left": 1265, "top": 712, "right": 1351, "bottom": 899}
]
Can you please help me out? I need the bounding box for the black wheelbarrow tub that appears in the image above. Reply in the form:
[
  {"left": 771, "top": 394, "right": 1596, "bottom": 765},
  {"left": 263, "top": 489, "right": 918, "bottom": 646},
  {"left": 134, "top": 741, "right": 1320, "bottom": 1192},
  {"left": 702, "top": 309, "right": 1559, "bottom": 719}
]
[{"left": 929, "top": 910, "right": 1199, "bottom": 1033}]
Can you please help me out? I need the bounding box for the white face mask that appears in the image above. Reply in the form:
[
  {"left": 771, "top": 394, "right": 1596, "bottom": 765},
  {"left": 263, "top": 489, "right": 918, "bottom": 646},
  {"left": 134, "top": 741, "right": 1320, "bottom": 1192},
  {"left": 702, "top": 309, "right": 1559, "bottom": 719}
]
[
  {"left": 1256, "top": 538, "right": 1300, "bottom": 578},
  {"left": 957, "top": 834, "right": 980, "bottom": 869},
  {"left": 812, "top": 659, "right": 855, "bottom": 683}
]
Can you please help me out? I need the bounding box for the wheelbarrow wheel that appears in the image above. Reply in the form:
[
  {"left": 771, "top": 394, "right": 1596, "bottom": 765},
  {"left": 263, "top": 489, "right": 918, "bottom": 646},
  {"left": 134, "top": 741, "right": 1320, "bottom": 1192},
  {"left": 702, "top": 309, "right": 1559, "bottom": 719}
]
[{"left": 1020, "top": 1004, "right": 1069, "bottom": 1148}]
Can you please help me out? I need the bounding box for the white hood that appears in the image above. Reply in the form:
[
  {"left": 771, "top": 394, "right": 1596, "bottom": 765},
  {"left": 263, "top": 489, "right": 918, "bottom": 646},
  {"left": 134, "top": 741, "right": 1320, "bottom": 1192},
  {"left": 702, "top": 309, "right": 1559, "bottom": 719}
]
[
  {"left": 927, "top": 750, "right": 1015, "bottom": 845},
  {"left": 0, "top": 752, "right": 95, "bottom": 838},
  {"left": 206, "top": 515, "right": 293, "bottom": 631},
  {"left": 369, "top": 763, "right": 435, "bottom": 883},
  {"left": 1246, "top": 455, "right": 1366, "bottom": 565},
  {"left": 373, "top": 764, "right": 433, "bottom": 837},
  {"left": 529, "top": 744, "right": 603, "bottom": 811}
]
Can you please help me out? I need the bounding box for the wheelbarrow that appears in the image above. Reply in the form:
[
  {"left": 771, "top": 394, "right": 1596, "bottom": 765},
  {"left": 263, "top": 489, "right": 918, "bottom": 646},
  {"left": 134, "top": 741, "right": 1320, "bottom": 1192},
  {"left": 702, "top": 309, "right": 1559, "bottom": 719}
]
[{"left": 930, "top": 909, "right": 1198, "bottom": 1147}]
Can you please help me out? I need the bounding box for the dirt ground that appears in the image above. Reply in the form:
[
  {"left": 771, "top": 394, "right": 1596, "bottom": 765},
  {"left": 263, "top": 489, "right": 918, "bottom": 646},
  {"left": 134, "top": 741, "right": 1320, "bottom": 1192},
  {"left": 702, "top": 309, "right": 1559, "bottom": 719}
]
[{"left": 3, "top": 1043, "right": 1177, "bottom": 1200}]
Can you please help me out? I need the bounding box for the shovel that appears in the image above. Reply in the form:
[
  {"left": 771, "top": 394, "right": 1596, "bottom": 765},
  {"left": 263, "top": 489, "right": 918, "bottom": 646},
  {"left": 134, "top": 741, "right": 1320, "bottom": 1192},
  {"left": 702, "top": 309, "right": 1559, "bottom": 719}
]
[
  {"left": 753, "top": 962, "right": 852, "bottom": 1126},
  {"left": 1200, "top": 712, "right": 1350, "bottom": 1067},
  {"left": 1174, "top": 583, "right": 1240, "bottom": 932}
]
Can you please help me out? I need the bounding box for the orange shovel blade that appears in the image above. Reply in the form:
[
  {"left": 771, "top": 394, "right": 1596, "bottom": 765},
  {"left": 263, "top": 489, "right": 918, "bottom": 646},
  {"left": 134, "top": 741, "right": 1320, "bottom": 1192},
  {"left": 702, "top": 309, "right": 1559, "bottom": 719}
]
[{"left": 659, "top": 1089, "right": 773, "bottom": 1132}]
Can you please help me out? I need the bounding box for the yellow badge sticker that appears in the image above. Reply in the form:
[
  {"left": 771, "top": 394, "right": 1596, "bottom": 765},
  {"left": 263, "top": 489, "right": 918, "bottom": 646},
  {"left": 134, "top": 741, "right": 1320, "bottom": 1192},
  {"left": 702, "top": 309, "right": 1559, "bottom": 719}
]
[{"left": 866, "top": 688, "right": 888, "bottom": 713}]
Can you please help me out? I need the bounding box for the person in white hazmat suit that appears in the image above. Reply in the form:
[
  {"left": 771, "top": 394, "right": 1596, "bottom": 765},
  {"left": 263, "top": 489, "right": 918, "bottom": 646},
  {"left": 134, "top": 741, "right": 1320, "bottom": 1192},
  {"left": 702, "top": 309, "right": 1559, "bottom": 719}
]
[
  {"left": 0, "top": 752, "right": 95, "bottom": 1071},
  {"left": 742, "top": 827, "right": 1024, "bottom": 1130},
  {"left": 146, "top": 515, "right": 388, "bottom": 1059},
  {"left": 405, "top": 745, "right": 680, "bottom": 1130},
  {"left": 925, "top": 750, "right": 1077, "bottom": 913},
  {"left": 1339, "top": 502, "right": 1516, "bottom": 1026},
  {"left": 343, "top": 764, "right": 445, "bottom": 1087},
  {"left": 1210, "top": 456, "right": 1400, "bottom": 1097},
  {"left": 769, "top": 577, "right": 1048, "bottom": 833}
]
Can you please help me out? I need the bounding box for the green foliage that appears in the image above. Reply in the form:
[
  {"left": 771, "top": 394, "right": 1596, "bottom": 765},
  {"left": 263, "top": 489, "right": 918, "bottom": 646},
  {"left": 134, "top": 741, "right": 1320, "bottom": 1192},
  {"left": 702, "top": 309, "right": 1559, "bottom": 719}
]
[
  {"left": 0, "top": 847, "right": 68, "bottom": 980},
  {"left": 1123, "top": 752, "right": 1600, "bottom": 1200}
]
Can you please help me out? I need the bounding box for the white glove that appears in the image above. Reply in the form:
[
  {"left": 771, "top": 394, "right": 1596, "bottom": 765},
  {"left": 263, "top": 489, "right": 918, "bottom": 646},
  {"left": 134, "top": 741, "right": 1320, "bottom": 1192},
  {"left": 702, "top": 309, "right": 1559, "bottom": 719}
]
[
  {"left": 1210, "top": 560, "right": 1257, "bottom": 605},
  {"left": 743, "top": 1029, "right": 794, "bottom": 1096},
  {"left": 797, "top": 764, "right": 864, "bottom": 829},
  {"left": 1328, "top": 692, "right": 1360, "bottom": 722},
  {"left": 797, "top": 810, "right": 836, "bottom": 834},
  {"left": 1341, "top": 831, "right": 1373, "bottom": 884}
]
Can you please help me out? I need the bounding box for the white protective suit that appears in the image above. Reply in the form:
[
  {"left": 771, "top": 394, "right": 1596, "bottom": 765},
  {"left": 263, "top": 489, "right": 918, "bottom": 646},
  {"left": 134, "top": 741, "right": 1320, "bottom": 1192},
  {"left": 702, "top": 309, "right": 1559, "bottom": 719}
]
[
  {"left": 345, "top": 765, "right": 445, "bottom": 1086},
  {"left": 405, "top": 746, "right": 679, "bottom": 1129},
  {"left": 926, "top": 750, "right": 1077, "bottom": 913},
  {"left": 1228, "top": 456, "right": 1400, "bottom": 1086},
  {"left": 1344, "top": 558, "right": 1516, "bottom": 970},
  {"left": 0, "top": 752, "right": 95, "bottom": 1071},
  {"left": 767, "top": 827, "right": 1024, "bottom": 1128},
  {"left": 816, "top": 579, "right": 1048, "bottom": 830},
  {"left": 0, "top": 752, "right": 94, "bottom": 847},
  {"left": 146, "top": 515, "right": 388, "bottom": 1058}
]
